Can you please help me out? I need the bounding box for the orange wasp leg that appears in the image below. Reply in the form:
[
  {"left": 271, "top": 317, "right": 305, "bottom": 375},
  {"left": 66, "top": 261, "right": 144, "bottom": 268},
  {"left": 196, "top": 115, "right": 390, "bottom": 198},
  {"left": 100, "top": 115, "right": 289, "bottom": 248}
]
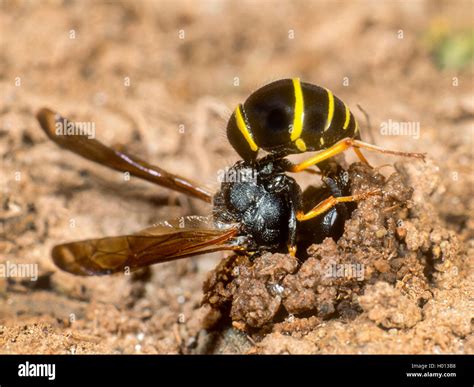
[
  {"left": 296, "top": 189, "right": 381, "bottom": 222},
  {"left": 287, "top": 138, "right": 426, "bottom": 173}
]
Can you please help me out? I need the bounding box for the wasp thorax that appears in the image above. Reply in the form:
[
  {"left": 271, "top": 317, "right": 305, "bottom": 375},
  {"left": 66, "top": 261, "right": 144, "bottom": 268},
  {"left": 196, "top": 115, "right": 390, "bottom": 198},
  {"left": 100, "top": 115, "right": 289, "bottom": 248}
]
[{"left": 213, "top": 159, "right": 300, "bottom": 252}]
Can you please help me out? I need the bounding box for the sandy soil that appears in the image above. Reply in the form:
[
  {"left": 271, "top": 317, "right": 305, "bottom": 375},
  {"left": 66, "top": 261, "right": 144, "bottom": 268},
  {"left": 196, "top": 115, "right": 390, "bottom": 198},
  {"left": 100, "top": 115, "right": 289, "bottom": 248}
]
[{"left": 0, "top": 0, "right": 472, "bottom": 354}]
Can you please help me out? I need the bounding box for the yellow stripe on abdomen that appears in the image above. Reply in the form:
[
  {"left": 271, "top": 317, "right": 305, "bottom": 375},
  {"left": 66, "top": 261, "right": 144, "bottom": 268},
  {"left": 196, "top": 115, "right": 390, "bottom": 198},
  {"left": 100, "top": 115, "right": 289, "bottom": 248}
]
[
  {"left": 295, "top": 138, "right": 307, "bottom": 152},
  {"left": 343, "top": 102, "right": 350, "bottom": 130},
  {"left": 235, "top": 104, "right": 259, "bottom": 152},
  {"left": 290, "top": 78, "right": 305, "bottom": 142},
  {"left": 324, "top": 88, "right": 335, "bottom": 131}
]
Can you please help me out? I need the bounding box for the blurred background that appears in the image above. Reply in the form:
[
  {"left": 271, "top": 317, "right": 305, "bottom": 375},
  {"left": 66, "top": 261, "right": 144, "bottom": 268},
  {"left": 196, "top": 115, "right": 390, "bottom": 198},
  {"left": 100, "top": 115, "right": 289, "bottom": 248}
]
[{"left": 0, "top": 0, "right": 472, "bottom": 353}]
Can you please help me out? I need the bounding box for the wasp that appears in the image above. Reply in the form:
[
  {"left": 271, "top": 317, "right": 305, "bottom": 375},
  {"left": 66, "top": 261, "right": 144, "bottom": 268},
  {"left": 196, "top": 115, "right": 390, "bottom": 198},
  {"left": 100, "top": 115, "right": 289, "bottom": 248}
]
[
  {"left": 37, "top": 79, "right": 424, "bottom": 275},
  {"left": 227, "top": 78, "right": 425, "bottom": 223}
]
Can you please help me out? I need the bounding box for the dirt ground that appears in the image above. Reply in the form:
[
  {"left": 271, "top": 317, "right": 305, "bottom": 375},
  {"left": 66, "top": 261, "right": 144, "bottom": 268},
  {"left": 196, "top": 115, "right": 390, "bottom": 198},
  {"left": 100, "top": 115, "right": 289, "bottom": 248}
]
[{"left": 0, "top": 0, "right": 472, "bottom": 354}]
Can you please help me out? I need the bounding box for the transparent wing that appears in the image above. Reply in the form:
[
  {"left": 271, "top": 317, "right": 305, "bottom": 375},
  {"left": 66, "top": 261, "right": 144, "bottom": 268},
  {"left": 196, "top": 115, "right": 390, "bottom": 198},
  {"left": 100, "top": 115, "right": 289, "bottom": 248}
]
[{"left": 52, "top": 216, "right": 241, "bottom": 276}]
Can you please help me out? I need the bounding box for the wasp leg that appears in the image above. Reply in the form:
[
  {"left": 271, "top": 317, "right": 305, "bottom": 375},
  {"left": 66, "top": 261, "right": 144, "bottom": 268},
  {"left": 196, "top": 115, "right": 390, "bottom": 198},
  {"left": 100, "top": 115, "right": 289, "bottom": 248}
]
[
  {"left": 287, "top": 138, "right": 426, "bottom": 173},
  {"left": 296, "top": 189, "right": 381, "bottom": 222},
  {"left": 353, "top": 147, "right": 371, "bottom": 166},
  {"left": 288, "top": 245, "right": 297, "bottom": 257}
]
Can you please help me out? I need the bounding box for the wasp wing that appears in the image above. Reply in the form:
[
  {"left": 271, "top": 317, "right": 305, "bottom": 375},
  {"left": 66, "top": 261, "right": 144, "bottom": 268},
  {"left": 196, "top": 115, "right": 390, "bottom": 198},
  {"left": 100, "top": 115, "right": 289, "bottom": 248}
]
[
  {"left": 52, "top": 217, "right": 240, "bottom": 276},
  {"left": 36, "top": 108, "right": 213, "bottom": 202}
]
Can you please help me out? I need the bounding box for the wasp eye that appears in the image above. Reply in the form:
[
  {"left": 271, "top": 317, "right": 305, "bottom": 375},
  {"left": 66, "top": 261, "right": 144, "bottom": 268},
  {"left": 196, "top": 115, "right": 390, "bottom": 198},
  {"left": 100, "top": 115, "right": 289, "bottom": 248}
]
[{"left": 266, "top": 107, "right": 290, "bottom": 132}]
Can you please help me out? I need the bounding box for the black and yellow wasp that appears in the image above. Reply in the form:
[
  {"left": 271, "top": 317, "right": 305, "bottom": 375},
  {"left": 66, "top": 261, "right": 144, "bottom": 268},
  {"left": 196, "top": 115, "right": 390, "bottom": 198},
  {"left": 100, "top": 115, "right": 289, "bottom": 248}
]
[
  {"left": 226, "top": 78, "right": 424, "bottom": 224},
  {"left": 37, "top": 78, "right": 424, "bottom": 275}
]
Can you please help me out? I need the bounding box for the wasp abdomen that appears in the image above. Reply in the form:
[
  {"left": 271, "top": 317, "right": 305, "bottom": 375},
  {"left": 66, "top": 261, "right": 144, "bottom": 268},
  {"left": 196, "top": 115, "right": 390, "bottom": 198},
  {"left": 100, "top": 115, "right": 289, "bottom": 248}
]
[
  {"left": 299, "top": 82, "right": 358, "bottom": 151},
  {"left": 226, "top": 78, "right": 359, "bottom": 161}
]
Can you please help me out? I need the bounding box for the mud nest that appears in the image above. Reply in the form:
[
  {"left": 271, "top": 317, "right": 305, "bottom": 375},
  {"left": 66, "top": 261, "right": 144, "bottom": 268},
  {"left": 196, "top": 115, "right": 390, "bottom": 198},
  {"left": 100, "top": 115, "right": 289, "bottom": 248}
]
[{"left": 202, "top": 161, "right": 465, "bottom": 334}]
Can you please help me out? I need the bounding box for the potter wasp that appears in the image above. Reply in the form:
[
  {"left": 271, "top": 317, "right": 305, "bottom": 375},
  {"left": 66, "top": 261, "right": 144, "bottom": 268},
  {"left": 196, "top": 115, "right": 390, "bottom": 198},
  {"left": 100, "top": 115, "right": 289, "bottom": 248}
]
[{"left": 37, "top": 78, "right": 424, "bottom": 275}]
